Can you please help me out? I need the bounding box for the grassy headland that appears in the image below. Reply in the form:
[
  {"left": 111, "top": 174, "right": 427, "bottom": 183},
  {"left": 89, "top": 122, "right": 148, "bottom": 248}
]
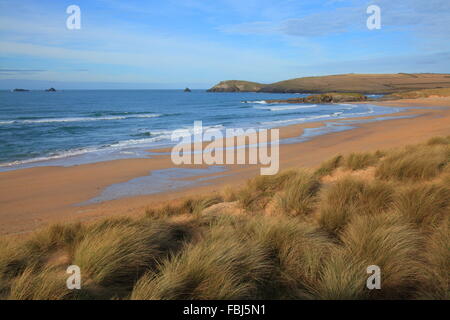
[
  {"left": 207, "top": 73, "right": 450, "bottom": 94},
  {"left": 206, "top": 80, "right": 265, "bottom": 92},
  {"left": 1, "top": 136, "right": 449, "bottom": 300}
]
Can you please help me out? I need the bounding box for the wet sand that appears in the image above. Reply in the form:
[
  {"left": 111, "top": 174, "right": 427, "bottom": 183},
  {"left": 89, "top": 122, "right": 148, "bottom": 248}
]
[{"left": 1, "top": 97, "right": 450, "bottom": 235}]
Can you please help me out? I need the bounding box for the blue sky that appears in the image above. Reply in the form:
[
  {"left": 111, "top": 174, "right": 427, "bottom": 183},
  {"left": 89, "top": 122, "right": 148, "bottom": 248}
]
[{"left": 0, "top": 0, "right": 449, "bottom": 89}]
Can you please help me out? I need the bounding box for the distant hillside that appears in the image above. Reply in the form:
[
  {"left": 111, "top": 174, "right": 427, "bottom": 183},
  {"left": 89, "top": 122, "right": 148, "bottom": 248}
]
[
  {"left": 384, "top": 87, "right": 450, "bottom": 99},
  {"left": 206, "top": 80, "right": 265, "bottom": 92},
  {"left": 208, "top": 73, "right": 450, "bottom": 94}
]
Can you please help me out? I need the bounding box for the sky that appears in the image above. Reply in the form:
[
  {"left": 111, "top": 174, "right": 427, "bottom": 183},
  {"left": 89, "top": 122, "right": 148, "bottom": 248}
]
[{"left": 0, "top": 0, "right": 449, "bottom": 89}]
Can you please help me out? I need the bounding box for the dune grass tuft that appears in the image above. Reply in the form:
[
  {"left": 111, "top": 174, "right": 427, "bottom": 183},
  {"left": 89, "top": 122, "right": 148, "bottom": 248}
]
[
  {"left": 182, "top": 195, "right": 223, "bottom": 215},
  {"left": 394, "top": 184, "right": 450, "bottom": 228},
  {"left": 238, "top": 169, "right": 299, "bottom": 211},
  {"left": 0, "top": 222, "right": 85, "bottom": 284},
  {"left": 73, "top": 220, "right": 191, "bottom": 292},
  {"left": 427, "top": 136, "right": 450, "bottom": 146},
  {"left": 0, "top": 240, "right": 33, "bottom": 282},
  {"left": 24, "top": 223, "right": 85, "bottom": 257},
  {"left": 317, "top": 213, "right": 424, "bottom": 299},
  {"left": 276, "top": 171, "right": 321, "bottom": 216},
  {"left": 7, "top": 266, "right": 75, "bottom": 300},
  {"left": 416, "top": 218, "right": 450, "bottom": 299},
  {"left": 376, "top": 144, "right": 449, "bottom": 181},
  {"left": 344, "top": 152, "right": 379, "bottom": 171},
  {"left": 318, "top": 177, "right": 395, "bottom": 235},
  {"left": 132, "top": 215, "right": 337, "bottom": 300},
  {"left": 222, "top": 185, "right": 240, "bottom": 202},
  {"left": 131, "top": 219, "right": 274, "bottom": 300},
  {"left": 240, "top": 217, "right": 336, "bottom": 299},
  {"left": 314, "top": 155, "right": 343, "bottom": 177},
  {"left": 146, "top": 195, "right": 223, "bottom": 218}
]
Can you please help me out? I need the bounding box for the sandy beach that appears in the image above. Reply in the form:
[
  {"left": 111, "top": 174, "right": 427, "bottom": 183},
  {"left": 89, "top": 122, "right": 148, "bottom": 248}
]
[{"left": 1, "top": 96, "right": 450, "bottom": 236}]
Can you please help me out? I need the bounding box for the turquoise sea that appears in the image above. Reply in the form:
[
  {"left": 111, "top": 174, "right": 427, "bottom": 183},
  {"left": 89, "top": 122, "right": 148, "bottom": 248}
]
[{"left": 0, "top": 90, "right": 397, "bottom": 171}]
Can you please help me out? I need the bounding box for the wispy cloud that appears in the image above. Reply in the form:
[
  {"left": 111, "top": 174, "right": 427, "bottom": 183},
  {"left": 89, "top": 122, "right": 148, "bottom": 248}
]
[
  {"left": 0, "top": 1, "right": 301, "bottom": 83},
  {"left": 0, "top": 69, "right": 47, "bottom": 73},
  {"left": 0, "top": 0, "right": 449, "bottom": 87},
  {"left": 219, "top": 0, "right": 450, "bottom": 46}
]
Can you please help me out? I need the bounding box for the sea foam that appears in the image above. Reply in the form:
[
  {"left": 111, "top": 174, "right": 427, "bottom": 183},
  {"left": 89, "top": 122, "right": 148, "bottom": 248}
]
[{"left": 0, "top": 113, "right": 161, "bottom": 125}]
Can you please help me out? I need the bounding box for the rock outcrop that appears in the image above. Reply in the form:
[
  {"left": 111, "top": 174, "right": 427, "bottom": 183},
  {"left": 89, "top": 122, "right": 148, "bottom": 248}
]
[
  {"left": 265, "top": 93, "right": 368, "bottom": 104},
  {"left": 45, "top": 88, "right": 56, "bottom": 92}
]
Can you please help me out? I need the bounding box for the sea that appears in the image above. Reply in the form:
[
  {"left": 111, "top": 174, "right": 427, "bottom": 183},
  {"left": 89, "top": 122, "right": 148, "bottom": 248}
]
[{"left": 0, "top": 89, "right": 399, "bottom": 171}]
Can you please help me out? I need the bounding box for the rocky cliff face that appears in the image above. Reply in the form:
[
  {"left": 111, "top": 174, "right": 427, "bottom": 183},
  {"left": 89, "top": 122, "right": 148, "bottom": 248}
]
[{"left": 207, "top": 80, "right": 264, "bottom": 92}]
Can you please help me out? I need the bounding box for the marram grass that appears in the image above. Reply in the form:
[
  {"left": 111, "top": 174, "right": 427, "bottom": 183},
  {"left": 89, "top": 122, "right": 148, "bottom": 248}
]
[{"left": 1, "top": 137, "right": 449, "bottom": 300}]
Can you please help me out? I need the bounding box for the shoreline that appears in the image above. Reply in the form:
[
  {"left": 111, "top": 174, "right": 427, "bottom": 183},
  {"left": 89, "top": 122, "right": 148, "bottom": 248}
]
[
  {"left": 0, "top": 100, "right": 394, "bottom": 172},
  {"left": 1, "top": 96, "right": 450, "bottom": 235}
]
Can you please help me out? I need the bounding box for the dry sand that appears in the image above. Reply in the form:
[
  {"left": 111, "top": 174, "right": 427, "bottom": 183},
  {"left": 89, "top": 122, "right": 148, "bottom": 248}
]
[{"left": 1, "top": 97, "right": 450, "bottom": 235}]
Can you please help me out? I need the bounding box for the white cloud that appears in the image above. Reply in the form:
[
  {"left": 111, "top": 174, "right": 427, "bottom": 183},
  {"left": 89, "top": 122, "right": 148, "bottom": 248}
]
[
  {"left": 218, "top": 0, "right": 450, "bottom": 45},
  {"left": 0, "top": 3, "right": 302, "bottom": 83}
]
